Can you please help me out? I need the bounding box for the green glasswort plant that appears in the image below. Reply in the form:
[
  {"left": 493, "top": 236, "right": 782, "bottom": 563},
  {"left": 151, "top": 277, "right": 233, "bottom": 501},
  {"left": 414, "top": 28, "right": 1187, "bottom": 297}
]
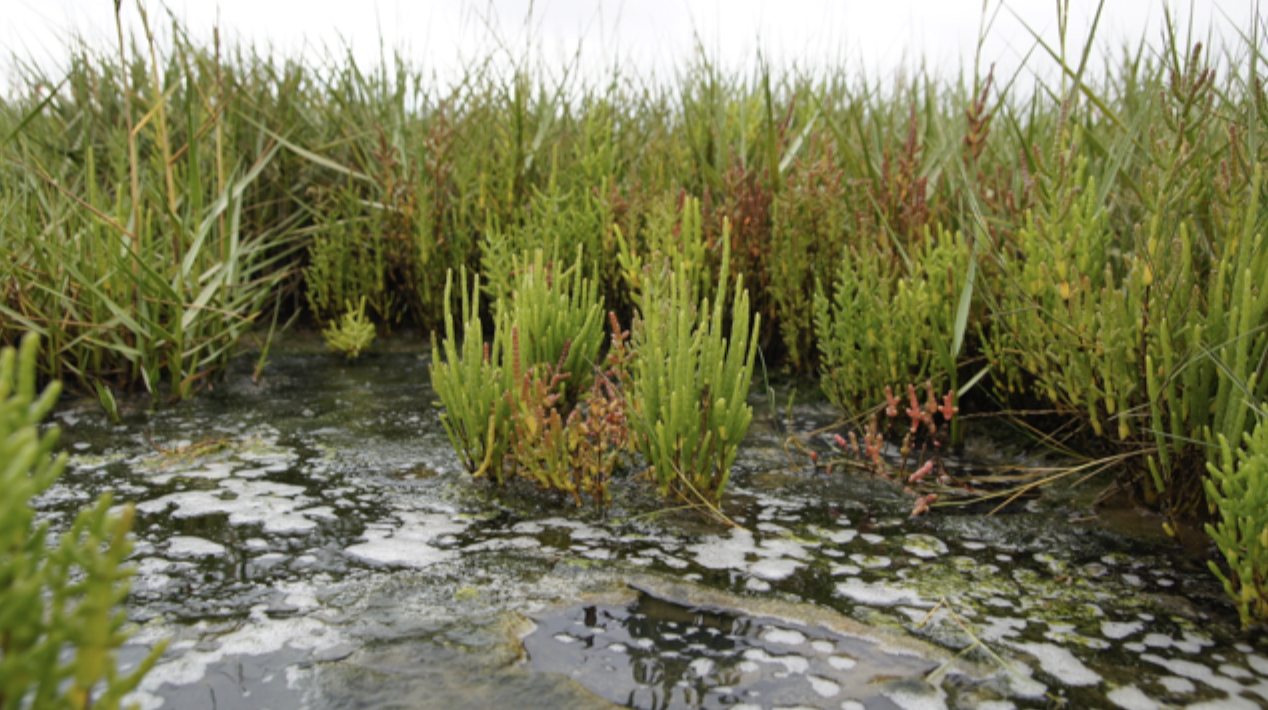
[
  {"left": 431, "top": 249, "right": 607, "bottom": 496},
  {"left": 0, "top": 334, "right": 166, "bottom": 708},
  {"left": 323, "top": 297, "right": 377, "bottom": 360},
  {"left": 630, "top": 234, "right": 760, "bottom": 505},
  {"left": 1205, "top": 414, "right": 1268, "bottom": 629},
  {"left": 814, "top": 227, "right": 973, "bottom": 418}
]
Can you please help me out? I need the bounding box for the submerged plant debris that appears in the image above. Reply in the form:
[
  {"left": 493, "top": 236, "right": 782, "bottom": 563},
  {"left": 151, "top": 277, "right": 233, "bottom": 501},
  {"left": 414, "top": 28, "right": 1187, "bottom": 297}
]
[{"left": 37, "top": 350, "right": 1268, "bottom": 710}]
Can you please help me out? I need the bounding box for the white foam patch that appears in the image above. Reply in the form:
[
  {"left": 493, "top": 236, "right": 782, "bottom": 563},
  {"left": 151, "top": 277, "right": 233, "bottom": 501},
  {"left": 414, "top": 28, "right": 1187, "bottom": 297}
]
[
  {"left": 688, "top": 528, "right": 755, "bottom": 570},
  {"left": 810, "top": 640, "right": 835, "bottom": 654},
  {"left": 136, "top": 479, "right": 318, "bottom": 534},
  {"left": 1175, "top": 631, "right": 1214, "bottom": 654},
  {"left": 808, "top": 525, "right": 857, "bottom": 545},
  {"left": 745, "top": 578, "right": 772, "bottom": 592},
  {"left": 1009, "top": 642, "right": 1101, "bottom": 686},
  {"left": 841, "top": 702, "right": 867, "bottom": 710},
  {"left": 1250, "top": 655, "right": 1268, "bottom": 677},
  {"left": 902, "top": 535, "right": 948, "bottom": 559},
  {"left": 848, "top": 554, "right": 891, "bottom": 569},
  {"left": 807, "top": 675, "right": 840, "bottom": 697},
  {"left": 1185, "top": 698, "right": 1262, "bottom": 710},
  {"left": 569, "top": 526, "right": 611, "bottom": 541},
  {"left": 537, "top": 517, "right": 584, "bottom": 529},
  {"left": 165, "top": 536, "right": 226, "bottom": 559},
  {"left": 881, "top": 683, "right": 948, "bottom": 710},
  {"left": 828, "top": 655, "right": 858, "bottom": 670},
  {"left": 977, "top": 703, "right": 1016, "bottom": 710},
  {"left": 688, "top": 658, "right": 715, "bottom": 677},
  {"left": 168, "top": 462, "right": 236, "bottom": 480},
  {"left": 124, "top": 605, "right": 344, "bottom": 710},
  {"left": 860, "top": 533, "right": 885, "bottom": 544},
  {"left": 757, "top": 538, "right": 813, "bottom": 559},
  {"left": 1101, "top": 621, "right": 1144, "bottom": 640},
  {"left": 1106, "top": 685, "right": 1158, "bottom": 710},
  {"left": 344, "top": 512, "right": 466, "bottom": 569},
  {"left": 830, "top": 563, "right": 862, "bottom": 576},
  {"left": 834, "top": 579, "right": 931, "bottom": 608},
  {"left": 741, "top": 648, "right": 809, "bottom": 675},
  {"left": 301, "top": 506, "right": 339, "bottom": 522},
  {"left": 1220, "top": 664, "right": 1254, "bottom": 680},
  {"left": 462, "top": 536, "right": 541, "bottom": 552},
  {"left": 761, "top": 627, "right": 807, "bottom": 646},
  {"left": 660, "top": 555, "right": 689, "bottom": 569},
  {"left": 1140, "top": 654, "right": 1244, "bottom": 694},
  {"left": 1159, "top": 676, "right": 1195, "bottom": 694},
  {"left": 750, "top": 558, "right": 803, "bottom": 581}
]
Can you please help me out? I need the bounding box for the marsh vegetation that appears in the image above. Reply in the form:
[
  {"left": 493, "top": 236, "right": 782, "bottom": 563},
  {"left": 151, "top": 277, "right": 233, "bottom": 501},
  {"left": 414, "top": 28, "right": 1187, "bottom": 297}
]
[{"left": 1, "top": 11, "right": 1266, "bottom": 701}]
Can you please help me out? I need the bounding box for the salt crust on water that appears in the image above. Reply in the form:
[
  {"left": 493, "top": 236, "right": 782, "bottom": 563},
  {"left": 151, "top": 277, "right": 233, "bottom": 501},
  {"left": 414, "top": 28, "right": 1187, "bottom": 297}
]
[
  {"left": 124, "top": 595, "right": 346, "bottom": 710},
  {"left": 1106, "top": 685, "right": 1158, "bottom": 710},
  {"left": 686, "top": 527, "right": 807, "bottom": 581},
  {"left": 834, "top": 578, "right": 931, "bottom": 608},
  {"left": 1158, "top": 675, "right": 1195, "bottom": 694},
  {"left": 136, "top": 479, "right": 319, "bottom": 534},
  {"left": 849, "top": 554, "right": 892, "bottom": 569},
  {"left": 1186, "top": 698, "right": 1263, "bottom": 710},
  {"left": 750, "top": 558, "right": 804, "bottom": 581},
  {"left": 745, "top": 578, "right": 772, "bottom": 592},
  {"left": 806, "top": 674, "right": 840, "bottom": 697},
  {"left": 881, "top": 684, "right": 948, "bottom": 710},
  {"left": 828, "top": 655, "right": 857, "bottom": 670},
  {"left": 688, "top": 658, "right": 715, "bottom": 678},
  {"left": 741, "top": 648, "right": 810, "bottom": 675},
  {"left": 810, "top": 640, "right": 834, "bottom": 654},
  {"left": 344, "top": 511, "right": 466, "bottom": 569},
  {"left": 1101, "top": 620, "right": 1144, "bottom": 640},
  {"left": 979, "top": 617, "right": 1027, "bottom": 642},
  {"left": 807, "top": 524, "right": 857, "bottom": 545},
  {"left": 165, "top": 536, "right": 226, "bottom": 559},
  {"left": 1008, "top": 642, "right": 1101, "bottom": 686},
  {"left": 1220, "top": 664, "right": 1255, "bottom": 679},
  {"left": 1141, "top": 653, "right": 1268, "bottom": 702},
  {"left": 760, "top": 626, "right": 807, "bottom": 646},
  {"left": 902, "top": 535, "right": 949, "bottom": 559}
]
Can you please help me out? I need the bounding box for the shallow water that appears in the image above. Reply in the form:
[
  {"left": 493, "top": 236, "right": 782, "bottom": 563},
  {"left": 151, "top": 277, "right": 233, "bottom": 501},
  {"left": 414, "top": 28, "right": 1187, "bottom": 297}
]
[{"left": 38, "top": 345, "right": 1268, "bottom": 710}]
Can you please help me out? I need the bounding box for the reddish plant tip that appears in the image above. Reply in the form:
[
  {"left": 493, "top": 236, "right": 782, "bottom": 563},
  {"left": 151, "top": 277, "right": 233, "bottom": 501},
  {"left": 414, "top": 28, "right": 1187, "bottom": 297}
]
[
  {"left": 940, "top": 391, "right": 958, "bottom": 422},
  {"left": 885, "top": 385, "right": 899, "bottom": 418},
  {"left": 910, "top": 493, "right": 938, "bottom": 517},
  {"left": 906, "top": 383, "right": 922, "bottom": 423},
  {"left": 908, "top": 458, "right": 935, "bottom": 483},
  {"left": 833, "top": 433, "right": 848, "bottom": 449}
]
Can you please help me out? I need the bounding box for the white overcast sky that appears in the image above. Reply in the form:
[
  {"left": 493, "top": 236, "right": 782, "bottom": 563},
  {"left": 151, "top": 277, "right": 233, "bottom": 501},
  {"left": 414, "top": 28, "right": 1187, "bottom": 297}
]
[{"left": 1, "top": 1, "right": 1262, "bottom": 90}]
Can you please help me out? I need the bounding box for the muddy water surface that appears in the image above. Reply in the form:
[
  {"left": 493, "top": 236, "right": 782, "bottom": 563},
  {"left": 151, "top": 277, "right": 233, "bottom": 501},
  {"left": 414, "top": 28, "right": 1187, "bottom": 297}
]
[{"left": 36, "top": 346, "right": 1268, "bottom": 710}]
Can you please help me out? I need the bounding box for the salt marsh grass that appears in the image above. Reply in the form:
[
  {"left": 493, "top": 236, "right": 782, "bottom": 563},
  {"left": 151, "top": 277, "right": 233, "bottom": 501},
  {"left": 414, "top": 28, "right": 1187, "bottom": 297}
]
[{"left": 2, "top": 1, "right": 1265, "bottom": 621}]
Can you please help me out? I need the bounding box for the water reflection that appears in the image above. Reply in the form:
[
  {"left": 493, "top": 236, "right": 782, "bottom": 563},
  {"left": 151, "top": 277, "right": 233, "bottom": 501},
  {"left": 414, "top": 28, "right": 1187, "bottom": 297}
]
[{"left": 524, "top": 591, "right": 933, "bottom": 710}]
